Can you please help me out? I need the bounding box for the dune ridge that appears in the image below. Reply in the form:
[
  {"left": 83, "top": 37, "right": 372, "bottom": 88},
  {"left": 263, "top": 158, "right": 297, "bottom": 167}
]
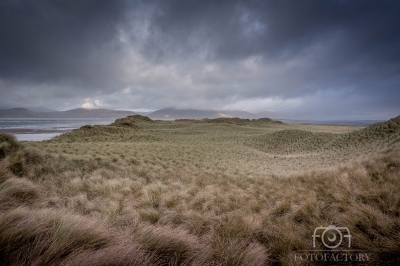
[{"left": 0, "top": 115, "right": 399, "bottom": 265}]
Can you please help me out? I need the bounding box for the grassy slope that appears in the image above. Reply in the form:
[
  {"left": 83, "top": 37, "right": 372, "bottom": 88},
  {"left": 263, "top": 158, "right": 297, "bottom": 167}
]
[{"left": 0, "top": 116, "right": 399, "bottom": 265}]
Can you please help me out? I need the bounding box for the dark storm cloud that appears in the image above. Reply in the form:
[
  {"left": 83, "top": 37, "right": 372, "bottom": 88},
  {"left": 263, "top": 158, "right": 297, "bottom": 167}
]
[
  {"left": 0, "top": 0, "right": 399, "bottom": 119},
  {"left": 0, "top": 0, "right": 125, "bottom": 87},
  {"left": 137, "top": 0, "right": 400, "bottom": 95},
  {"left": 137, "top": 0, "right": 400, "bottom": 62}
]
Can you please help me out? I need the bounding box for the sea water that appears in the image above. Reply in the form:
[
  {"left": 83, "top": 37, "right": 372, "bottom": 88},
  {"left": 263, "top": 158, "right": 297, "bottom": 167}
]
[{"left": 0, "top": 118, "right": 115, "bottom": 141}]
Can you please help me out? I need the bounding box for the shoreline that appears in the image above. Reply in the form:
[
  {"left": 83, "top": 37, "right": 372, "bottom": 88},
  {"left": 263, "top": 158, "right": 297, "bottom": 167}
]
[
  {"left": 0, "top": 128, "right": 73, "bottom": 141},
  {"left": 0, "top": 128, "right": 72, "bottom": 134}
]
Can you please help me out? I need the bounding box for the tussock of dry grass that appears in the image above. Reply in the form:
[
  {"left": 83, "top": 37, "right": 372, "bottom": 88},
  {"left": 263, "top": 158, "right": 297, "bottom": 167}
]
[
  {"left": 0, "top": 116, "right": 400, "bottom": 265},
  {"left": 0, "top": 207, "right": 153, "bottom": 266}
]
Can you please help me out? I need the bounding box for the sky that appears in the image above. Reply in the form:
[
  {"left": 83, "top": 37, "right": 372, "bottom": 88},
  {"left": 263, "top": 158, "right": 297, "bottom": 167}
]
[{"left": 0, "top": 0, "right": 399, "bottom": 120}]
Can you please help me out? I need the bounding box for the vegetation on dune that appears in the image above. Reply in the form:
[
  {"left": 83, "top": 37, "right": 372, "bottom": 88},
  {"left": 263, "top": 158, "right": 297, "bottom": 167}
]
[
  {"left": 246, "top": 129, "right": 337, "bottom": 154},
  {"left": 334, "top": 115, "right": 400, "bottom": 146},
  {"left": 111, "top": 114, "right": 154, "bottom": 128},
  {"left": 175, "top": 117, "right": 283, "bottom": 125},
  {"left": 247, "top": 115, "right": 400, "bottom": 156},
  {"left": 0, "top": 134, "right": 20, "bottom": 160},
  {"left": 0, "top": 115, "right": 399, "bottom": 265}
]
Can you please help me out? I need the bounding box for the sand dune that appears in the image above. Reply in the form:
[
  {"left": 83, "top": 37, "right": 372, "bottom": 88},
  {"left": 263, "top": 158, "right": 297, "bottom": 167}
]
[{"left": 0, "top": 115, "right": 399, "bottom": 265}]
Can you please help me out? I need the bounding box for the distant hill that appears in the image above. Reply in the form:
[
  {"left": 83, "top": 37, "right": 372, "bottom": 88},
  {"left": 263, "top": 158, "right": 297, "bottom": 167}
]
[
  {"left": 0, "top": 107, "right": 260, "bottom": 119},
  {"left": 56, "top": 108, "right": 135, "bottom": 118},
  {"left": 148, "top": 107, "right": 257, "bottom": 120},
  {"left": 0, "top": 108, "right": 135, "bottom": 118},
  {"left": 0, "top": 108, "right": 39, "bottom": 118},
  {"left": 26, "top": 107, "right": 57, "bottom": 112}
]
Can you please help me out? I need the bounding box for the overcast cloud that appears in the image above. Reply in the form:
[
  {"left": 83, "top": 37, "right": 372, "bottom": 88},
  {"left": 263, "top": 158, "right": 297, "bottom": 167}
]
[{"left": 0, "top": 0, "right": 399, "bottom": 119}]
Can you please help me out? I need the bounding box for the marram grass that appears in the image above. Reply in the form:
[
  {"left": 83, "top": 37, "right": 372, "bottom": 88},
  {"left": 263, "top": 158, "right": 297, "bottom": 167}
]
[{"left": 0, "top": 115, "right": 399, "bottom": 265}]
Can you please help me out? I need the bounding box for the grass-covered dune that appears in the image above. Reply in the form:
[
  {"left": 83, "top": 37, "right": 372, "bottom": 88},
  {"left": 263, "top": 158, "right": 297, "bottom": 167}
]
[{"left": 1, "top": 116, "right": 400, "bottom": 265}]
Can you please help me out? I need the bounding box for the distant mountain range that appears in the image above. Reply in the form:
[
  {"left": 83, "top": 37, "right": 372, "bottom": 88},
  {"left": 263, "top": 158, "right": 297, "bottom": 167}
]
[
  {"left": 0, "top": 107, "right": 384, "bottom": 125},
  {"left": 0, "top": 108, "right": 136, "bottom": 118},
  {"left": 26, "top": 107, "right": 57, "bottom": 112},
  {"left": 0, "top": 107, "right": 271, "bottom": 120},
  {"left": 148, "top": 107, "right": 258, "bottom": 120}
]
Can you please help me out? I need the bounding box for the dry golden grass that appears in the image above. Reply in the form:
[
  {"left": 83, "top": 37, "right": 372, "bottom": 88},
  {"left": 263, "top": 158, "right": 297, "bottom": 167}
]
[{"left": 0, "top": 115, "right": 399, "bottom": 265}]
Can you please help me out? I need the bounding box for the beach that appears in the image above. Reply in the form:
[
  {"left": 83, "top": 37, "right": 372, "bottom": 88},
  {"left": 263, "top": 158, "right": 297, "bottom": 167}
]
[{"left": 0, "top": 118, "right": 115, "bottom": 141}]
